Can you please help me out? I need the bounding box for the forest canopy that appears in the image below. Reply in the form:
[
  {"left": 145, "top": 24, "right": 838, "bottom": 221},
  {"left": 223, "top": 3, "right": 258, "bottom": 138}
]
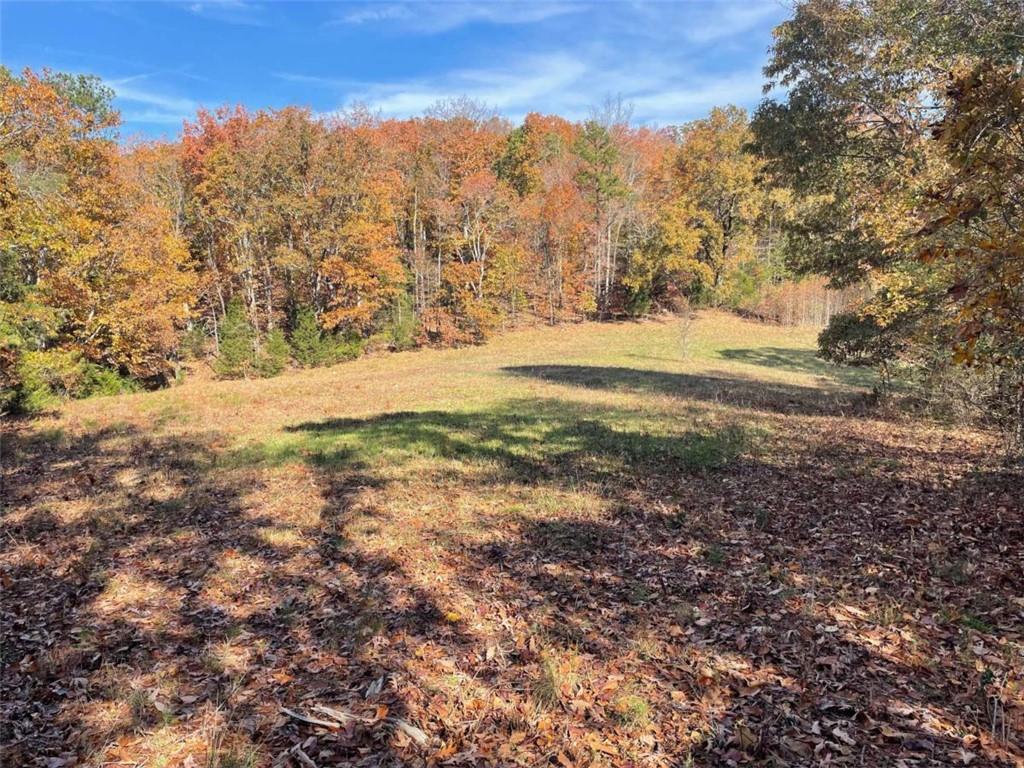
[{"left": 0, "top": 72, "right": 838, "bottom": 402}]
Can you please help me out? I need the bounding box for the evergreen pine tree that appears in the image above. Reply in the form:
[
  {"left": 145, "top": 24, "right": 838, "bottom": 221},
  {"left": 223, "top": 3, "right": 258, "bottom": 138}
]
[
  {"left": 214, "top": 298, "right": 255, "bottom": 378},
  {"left": 289, "top": 306, "right": 326, "bottom": 368},
  {"left": 257, "top": 327, "right": 290, "bottom": 377}
]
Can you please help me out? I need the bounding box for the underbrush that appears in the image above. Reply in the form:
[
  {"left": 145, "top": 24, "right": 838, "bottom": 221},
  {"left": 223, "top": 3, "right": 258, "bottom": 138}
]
[{"left": 2, "top": 349, "right": 138, "bottom": 415}]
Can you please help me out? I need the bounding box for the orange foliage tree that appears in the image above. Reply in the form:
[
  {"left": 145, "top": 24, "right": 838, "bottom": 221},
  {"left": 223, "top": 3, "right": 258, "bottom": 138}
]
[{"left": 1, "top": 68, "right": 194, "bottom": 394}]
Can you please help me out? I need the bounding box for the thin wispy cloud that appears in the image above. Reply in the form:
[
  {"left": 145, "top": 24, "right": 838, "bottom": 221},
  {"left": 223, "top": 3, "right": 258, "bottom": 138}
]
[
  {"left": 630, "top": 68, "right": 775, "bottom": 121},
  {"left": 338, "top": 4, "right": 414, "bottom": 25},
  {"left": 310, "top": 50, "right": 774, "bottom": 125},
  {"left": 118, "top": 108, "right": 195, "bottom": 126},
  {"left": 332, "top": 1, "right": 587, "bottom": 33},
  {"left": 7, "top": 0, "right": 788, "bottom": 136},
  {"left": 336, "top": 53, "right": 589, "bottom": 118},
  {"left": 681, "top": 1, "right": 784, "bottom": 44},
  {"left": 182, "top": 0, "right": 267, "bottom": 26},
  {"left": 274, "top": 72, "right": 361, "bottom": 89},
  {"left": 309, "top": 1, "right": 788, "bottom": 125},
  {"left": 108, "top": 75, "right": 199, "bottom": 125}
]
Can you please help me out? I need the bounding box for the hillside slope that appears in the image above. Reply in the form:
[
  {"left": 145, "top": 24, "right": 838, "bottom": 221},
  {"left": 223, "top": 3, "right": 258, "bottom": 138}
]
[{"left": 3, "top": 312, "right": 1021, "bottom": 767}]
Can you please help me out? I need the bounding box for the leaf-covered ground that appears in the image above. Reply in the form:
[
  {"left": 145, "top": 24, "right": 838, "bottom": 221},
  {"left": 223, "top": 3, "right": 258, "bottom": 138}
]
[{"left": 3, "top": 312, "right": 1022, "bottom": 767}]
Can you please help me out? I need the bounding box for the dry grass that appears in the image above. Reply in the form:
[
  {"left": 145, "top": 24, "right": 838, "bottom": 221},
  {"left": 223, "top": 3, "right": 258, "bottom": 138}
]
[{"left": 3, "top": 311, "right": 1021, "bottom": 767}]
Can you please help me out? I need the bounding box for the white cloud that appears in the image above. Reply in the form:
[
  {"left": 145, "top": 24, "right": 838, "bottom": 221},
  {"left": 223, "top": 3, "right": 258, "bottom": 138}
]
[
  {"left": 680, "top": 1, "right": 785, "bottom": 44},
  {"left": 329, "top": 53, "right": 589, "bottom": 120},
  {"left": 314, "top": 1, "right": 784, "bottom": 125},
  {"left": 311, "top": 47, "right": 773, "bottom": 126},
  {"left": 108, "top": 75, "right": 199, "bottom": 124},
  {"left": 152, "top": 0, "right": 782, "bottom": 129},
  {"left": 630, "top": 68, "right": 772, "bottom": 122},
  {"left": 333, "top": 2, "right": 587, "bottom": 33},
  {"left": 274, "top": 72, "right": 360, "bottom": 88},
  {"left": 339, "top": 4, "right": 414, "bottom": 25},
  {"left": 183, "top": 0, "right": 267, "bottom": 26}
]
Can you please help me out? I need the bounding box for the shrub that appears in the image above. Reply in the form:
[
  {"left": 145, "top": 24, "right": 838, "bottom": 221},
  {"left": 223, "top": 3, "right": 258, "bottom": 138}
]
[
  {"left": 12, "top": 350, "right": 68, "bottom": 413},
  {"left": 256, "top": 327, "right": 290, "bottom": 377},
  {"left": 180, "top": 324, "right": 208, "bottom": 360},
  {"left": 622, "top": 280, "right": 653, "bottom": 317},
  {"left": 9, "top": 349, "right": 137, "bottom": 414},
  {"left": 290, "top": 306, "right": 364, "bottom": 367},
  {"left": 895, "top": 346, "right": 1024, "bottom": 450},
  {"left": 215, "top": 298, "right": 255, "bottom": 378},
  {"left": 384, "top": 293, "right": 418, "bottom": 351},
  {"left": 718, "top": 257, "right": 766, "bottom": 312},
  {"left": 1, "top": 298, "right": 62, "bottom": 413},
  {"left": 327, "top": 331, "right": 364, "bottom": 364},
  {"left": 818, "top": 311, "right": 905, "bottom": 385},
  {"left": 81, "top": 364, "right": 139, "bottom": 397},
  {"left": 289, "top": 306, "right": 328, "bottom": 368},
  {"left": 0, "top": 350, "right": 20, "bottom": 414}
]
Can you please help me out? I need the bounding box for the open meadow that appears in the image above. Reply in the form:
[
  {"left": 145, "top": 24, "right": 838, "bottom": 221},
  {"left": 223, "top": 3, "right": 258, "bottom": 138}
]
[{"left": 2, "top": 312, "right": 1022, "bottom": 767}]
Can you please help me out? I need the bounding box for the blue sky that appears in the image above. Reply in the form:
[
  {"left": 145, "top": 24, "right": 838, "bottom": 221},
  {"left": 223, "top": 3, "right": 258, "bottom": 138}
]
[{"left": 1, "top": 1, "right": 788, "bottom": 138}]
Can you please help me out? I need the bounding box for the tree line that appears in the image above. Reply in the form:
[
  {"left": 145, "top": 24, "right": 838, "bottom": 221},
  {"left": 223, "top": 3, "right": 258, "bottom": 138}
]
[
  {"left": 2, "top": 0, "right": 1021, "bottom": 446},
  {"left": 0, "top": 74, "right": 836, "bottom": 408}
]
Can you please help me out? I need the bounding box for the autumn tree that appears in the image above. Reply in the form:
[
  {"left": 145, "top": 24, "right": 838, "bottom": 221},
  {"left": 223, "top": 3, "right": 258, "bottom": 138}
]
[
  {"left": 2, "top": 59, "right": 877, "bottom": 404},
  {"left": 575, "top": 120, "right": 628, "bottom": 317},
  {"left": 919, "top": 64, "right": 1024, "bottom": 443},
  {"left": 753, "top": 0, "right": 1024, "bottom": 443},
  {"left": 182, "top": 106, "right": 406, "bottom": 360},
  {"left": 497, "top": 113, "right": 589, "bottom": 322},
  {"left": 317, "top": 110, "right": 405, "bottom": 335},
  {"left": 1, "top": 67, "right": 194, "bottom": 409},
  {"left": 406, "top": 102, "right": 514, "bottom": 343},
  {"left": 675, "top": 106, "right": 763, "bottom": 300}
]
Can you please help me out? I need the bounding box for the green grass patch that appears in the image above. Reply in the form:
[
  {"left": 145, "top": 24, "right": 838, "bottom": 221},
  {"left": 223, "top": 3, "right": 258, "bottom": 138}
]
[{"left": 222, "top": 399, "right": 754, "bottom": 487}]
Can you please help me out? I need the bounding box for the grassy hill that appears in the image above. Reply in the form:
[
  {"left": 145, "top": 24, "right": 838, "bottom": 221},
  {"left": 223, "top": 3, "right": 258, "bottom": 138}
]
[{"left": 3, "top": 312, "right": 1021, "bottom": 767}]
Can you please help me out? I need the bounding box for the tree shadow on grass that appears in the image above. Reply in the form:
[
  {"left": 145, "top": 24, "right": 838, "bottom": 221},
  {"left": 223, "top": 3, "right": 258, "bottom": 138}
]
[
  {"left": 271, "top": 402, "right": 1022, "bottom": 765},
  {"left": 450, "top": 494, "right": 1023, "bottom": 765},
  {"left": 4, "top": 397, "right": 1021, "bottom": 766},
  {"left": 717, "top": 346, "right": 876, "bottom": 388},
  {"left": 446, "top": 439, "right": 1022, "bottom": 765},
  {"left": 272, "top": 399, "right": 754, "bottom": 483},
  {"left": 503, "top": 365, "right": 871, "bottom": 416},
  {"left": 1, "top": 422, "right": 464, "bottom": 767}
]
